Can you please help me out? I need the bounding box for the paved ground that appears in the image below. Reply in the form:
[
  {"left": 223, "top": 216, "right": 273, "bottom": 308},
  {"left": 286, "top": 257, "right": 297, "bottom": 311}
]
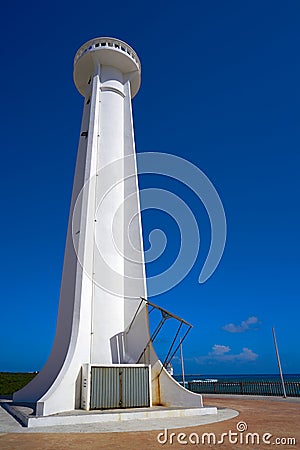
[
  {"left": 0, "top": 395, "right": 299, "bottom": 449},
  {"left": 0, "top": 399, "right": 237, "bottom": 432}
]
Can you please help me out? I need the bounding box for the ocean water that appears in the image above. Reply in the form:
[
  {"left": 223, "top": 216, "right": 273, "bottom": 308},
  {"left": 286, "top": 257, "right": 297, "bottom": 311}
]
[
  {"left": 173, "top": 374, "right": 300, "bottom": 383},
  {"left": 173, "top": 374, "right": 300, "bottom": 397}
]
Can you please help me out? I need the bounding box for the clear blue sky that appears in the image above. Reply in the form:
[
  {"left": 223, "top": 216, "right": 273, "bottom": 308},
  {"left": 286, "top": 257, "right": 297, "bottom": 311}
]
[{"left": 0, "top": 1, "right": 299, "bottom": 375}]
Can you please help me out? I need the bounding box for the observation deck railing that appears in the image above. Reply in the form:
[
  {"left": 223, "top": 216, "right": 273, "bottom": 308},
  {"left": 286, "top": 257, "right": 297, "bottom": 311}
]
[{"left": 74, "top": 38, "right": 140, "bottom": 69}]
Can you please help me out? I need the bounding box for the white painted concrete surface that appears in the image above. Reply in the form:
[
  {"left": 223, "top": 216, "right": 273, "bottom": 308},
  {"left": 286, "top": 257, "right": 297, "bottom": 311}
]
[{"left": 13, "top": 37, "right": 206, "bottom": 419}]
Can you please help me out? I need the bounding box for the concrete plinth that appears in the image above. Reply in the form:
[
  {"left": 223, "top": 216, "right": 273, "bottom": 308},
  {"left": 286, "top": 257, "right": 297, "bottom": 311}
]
[{"left": 4, "top": 402, "right": 218, "bottom": 429}]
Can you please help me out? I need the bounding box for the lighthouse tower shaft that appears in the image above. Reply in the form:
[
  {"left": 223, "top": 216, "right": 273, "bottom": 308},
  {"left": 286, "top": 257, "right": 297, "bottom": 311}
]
[
  {"left": 72, "top": 48, "right": 148, "bottom": 365},
  {"left": 13, "top": 38, "right": 203, "bottom": 416}
]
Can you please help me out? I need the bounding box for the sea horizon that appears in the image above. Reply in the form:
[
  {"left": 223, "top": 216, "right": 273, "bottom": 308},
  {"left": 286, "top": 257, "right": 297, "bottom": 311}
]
[{"left": 173, "top": 373, "right": 300, "bottom": 382}]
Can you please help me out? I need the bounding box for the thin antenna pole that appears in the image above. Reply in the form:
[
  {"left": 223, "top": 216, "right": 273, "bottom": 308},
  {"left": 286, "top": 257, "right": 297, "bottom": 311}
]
[
  {"left": 272, "top": 327, "right": 287, "bottom": 398},
  {"left": 180, "top": 337, "right": 186, "bottom": 387}
]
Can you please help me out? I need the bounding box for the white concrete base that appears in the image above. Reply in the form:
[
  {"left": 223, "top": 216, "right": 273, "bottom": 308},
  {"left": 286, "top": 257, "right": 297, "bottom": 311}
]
[{"left": 5, "top": 403, "right": 217, "bottom": 428}]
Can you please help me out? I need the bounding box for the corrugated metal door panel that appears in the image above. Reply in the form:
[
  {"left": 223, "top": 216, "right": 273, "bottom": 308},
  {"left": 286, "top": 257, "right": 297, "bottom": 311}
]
[
  {"left": 90, "top": 367, "right": 120, "bottom": 409},
  {"left": 122, "top": 366, "right": 150, "bottom": 408},
  {"left": 90, "top": 366, "right": 150, "bottom": 409}
]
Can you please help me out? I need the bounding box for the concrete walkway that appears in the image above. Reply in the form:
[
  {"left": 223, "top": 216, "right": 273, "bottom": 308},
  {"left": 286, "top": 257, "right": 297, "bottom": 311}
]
[
  {"left": 2, "top": 394, "right": 298, "bottom": 434},
  {"left": 0, "top": 399, "right": 238, "bottom": 433},
  {"left": 0, "top": 396, "right": 299, "bottom": 450},
  {"left": 202, "top": 393, "right": 300, "bottom": 403}
]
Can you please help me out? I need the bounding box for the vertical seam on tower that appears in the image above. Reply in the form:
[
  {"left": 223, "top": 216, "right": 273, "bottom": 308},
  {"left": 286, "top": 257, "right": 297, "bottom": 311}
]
[{"left": 90, "top": 68, "right": 101, "bottom": 363}]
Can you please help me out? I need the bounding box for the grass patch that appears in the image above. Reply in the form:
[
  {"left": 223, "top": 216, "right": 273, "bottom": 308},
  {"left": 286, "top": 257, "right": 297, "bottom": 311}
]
[{"left": 0, "top": 372, "right": 37, "bottom": 395}]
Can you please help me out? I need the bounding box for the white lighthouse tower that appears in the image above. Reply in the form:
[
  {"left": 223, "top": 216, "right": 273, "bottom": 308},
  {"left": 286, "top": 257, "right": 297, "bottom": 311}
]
[{"left": 13, "top": 37, "right": 207, "bottom": 418}]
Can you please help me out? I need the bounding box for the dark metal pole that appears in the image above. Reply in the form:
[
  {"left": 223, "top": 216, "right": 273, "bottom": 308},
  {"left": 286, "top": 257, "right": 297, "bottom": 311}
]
[
  {"left": 162, "top": 322, "right": 183, "bottom": 370},
  {"left": 180, "top": 337, "right": 186, "bottom": 387},
  {"left": 162, "top": 325, "right": 192, "bottom": 370}
]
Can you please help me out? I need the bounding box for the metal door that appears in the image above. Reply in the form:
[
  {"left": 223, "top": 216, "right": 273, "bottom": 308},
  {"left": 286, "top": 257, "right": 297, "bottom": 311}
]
[{"left": 90, "top": 366, "right": 150, "bottom": 409}]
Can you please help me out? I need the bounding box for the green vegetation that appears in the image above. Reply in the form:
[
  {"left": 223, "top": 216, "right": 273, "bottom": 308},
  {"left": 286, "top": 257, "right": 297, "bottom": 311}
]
[{"left": 0, "top": 372, "right": 37, "bottom": 395}]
